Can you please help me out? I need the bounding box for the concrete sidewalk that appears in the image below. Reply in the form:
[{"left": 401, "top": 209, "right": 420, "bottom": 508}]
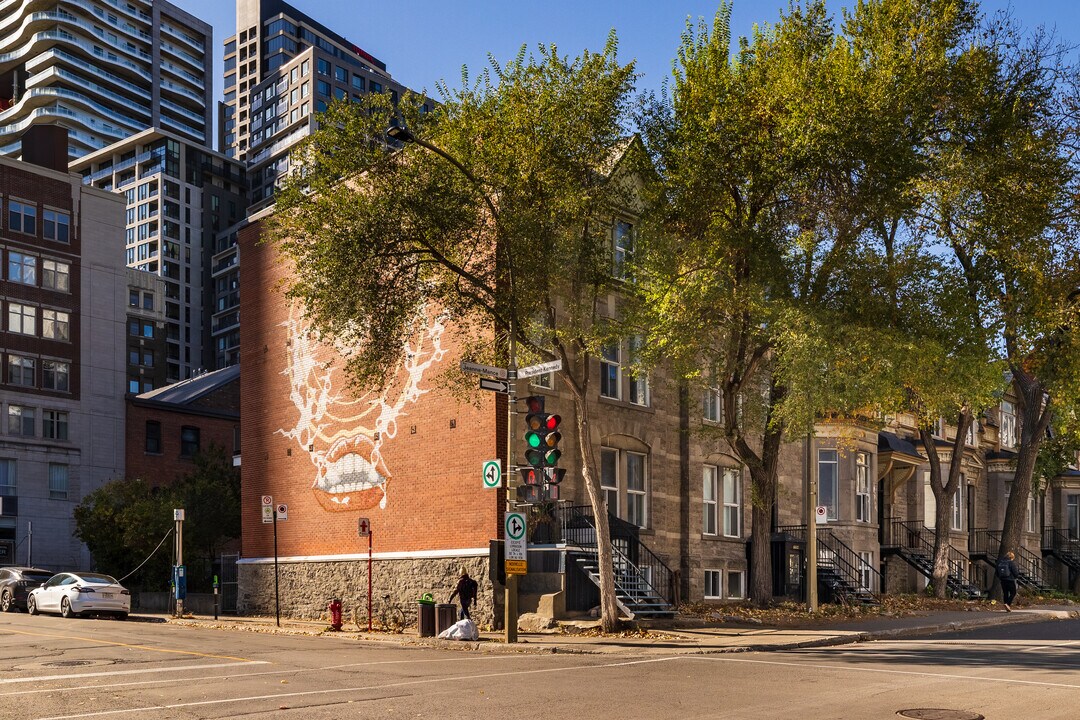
[{"left": 156, "top": 606, "right": 1079, "bottom": 656}]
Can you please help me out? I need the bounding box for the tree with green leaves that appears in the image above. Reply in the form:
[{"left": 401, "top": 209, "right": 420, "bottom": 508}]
[
  {"left": 635, "top": 0, "right": 922, "bottom": 604},
  {"left": 272, "top": 37, "right": 638, "bottom": 631},
  {"left": 74, "top": 446, "right": 241, "bottom": 592}
]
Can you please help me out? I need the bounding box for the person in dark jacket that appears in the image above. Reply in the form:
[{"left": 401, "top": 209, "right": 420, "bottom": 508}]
[
  {"left": 449, "top": 569, "right": 478, "bottom": 620},
  {"left": 997, "top": 551, "right": 1020, "bottom": 611}
]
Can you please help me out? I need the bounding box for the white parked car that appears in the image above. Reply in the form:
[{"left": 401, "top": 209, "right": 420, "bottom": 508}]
[{"left": 27, "top": 573, "right": 130, "bottom": 620}]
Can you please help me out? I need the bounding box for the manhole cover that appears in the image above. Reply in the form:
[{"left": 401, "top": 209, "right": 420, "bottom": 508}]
[
  {"left": 898, "top": 711, "right": 984, "bottom": 720},
  {"left": 42, "top": 660, "right": 94, "bottom": 668}
]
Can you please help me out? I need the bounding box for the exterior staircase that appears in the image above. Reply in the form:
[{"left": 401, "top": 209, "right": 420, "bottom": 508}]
[
  {"left": 1043, "top": 527, "right": 1080, "bottom": 573},
  {"left": 775, "top": 525, "right": 880, "bottom": 605},
  {"left": 881, "top": 519, "right": 982, "bottom": 598},
  {"left": 971, "top": 529, "right": 1054, "bottom": 593},
  {"left": 557, "top": 505, "right": 676, "bottom": 619}
]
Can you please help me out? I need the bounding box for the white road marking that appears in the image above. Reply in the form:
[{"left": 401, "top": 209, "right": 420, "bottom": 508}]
[
  {"left": 34, "top": 656, "right": 679, "bottom": 720},
  {"left": 689, "top": 654, "right": 1080, "bottom": 689},
  {"left": 0, "top": 654, "right": 530, "bottom": 697},
  {"left": 0, "top": 661, "right": 268, "bottom": 685},
  {"left": 1022, "top": 639, "right": 1080, "bottom": 653}
]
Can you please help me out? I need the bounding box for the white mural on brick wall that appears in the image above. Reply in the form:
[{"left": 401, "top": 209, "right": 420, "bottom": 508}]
[{"left": 277, "top": 305, "right": 447, "bottom": 512}]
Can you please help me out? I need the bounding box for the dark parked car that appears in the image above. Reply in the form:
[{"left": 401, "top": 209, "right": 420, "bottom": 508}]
[{"left": 0, "top": 567, "right": 55, "bottom": 612}]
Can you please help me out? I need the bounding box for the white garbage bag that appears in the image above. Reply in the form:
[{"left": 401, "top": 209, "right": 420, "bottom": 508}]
[{"left": 437, "top": 618, "right": 479, "bottom": 641}]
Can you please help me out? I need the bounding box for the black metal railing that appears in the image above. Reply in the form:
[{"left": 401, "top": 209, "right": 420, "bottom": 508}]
[
  {"left": 556, "top": 504, "right": 675, "bottom": 606},
  {"left": 971, "top": 529, "right": 1044, "bottom": 586},
  {"left": 1043, "top": 527, "right": 1080, "bottom": 568},
  {"left": 820, "top": 532, "right": 882, "bottom": 594},
  {"left": 895, "top": 520, "right": 974, "bottom": 588},
  {"left": 775, "top": 525, "right": 880, "bottom": 595}
]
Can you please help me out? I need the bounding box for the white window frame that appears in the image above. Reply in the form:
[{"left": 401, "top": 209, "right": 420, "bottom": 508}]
[
  {"left": 600, "top": 447, "right": 619, "bottom": 517},
  {"left": 42, "top": 410, "right": 68, "bottom": 440},
  {"left": 42, "top": 259, "right": 70, "bottom": 292},
  {"left": 1068, "top": 495, "right": 1079, "bottom": 540},
  {"left": 966, "top": 420, "right": 977, "bottom": 446},
  {"left": 855, "top": 452, "right": 871, "bottom": 523},
  {"left": 599, "top": 343, "right": 621, "bottom": 400},
  {"left": 858, "top": 552, "right": 874, "bottom": 592},
  {"left": 8, "top": 302, "right": 35, "bottom": 335},
  {"left": 7, "top": 355, "right": 35, "bottom": 387},
  {"left": 703, "top": 465, "right": 718, "bottom": 536},
  {"left": 1001, "top": 401, "right": 1017, "bottom": 448},
  {"left": 613, "top": 220, "right": 633, "bottom": 279},
  {"left": 932, "top": 417, "right": 946, "bottom": 439},
  {"left": 41, "top": 309, "right": 69, "bottom": 342},
  {"left": 530, "top": 372, "right": 553, "bottom": 389},
  {"left": 0, "top": 459, "right": 14, "bottom": 495},
  {"left": 627, "top": 336, "right": 649, "bottom": 407},
  {"left": 626, "top": 451, "right": 647, "bottom": 528},
  {"left": 42, "top": 360, "right": 70, "bottom": 392},
  {"left": 818, "top": 449, "right": 839, "bottom": 521},
  {"left": 703, "top": 385, "right": 721, "bottom": 422},
  {"left": 722, "top": 468, "right": 741, "bottom": 538},
  {"left": 43, "top": 209, "right": 70, "bottom": 243},
  {"left": 1027, "top": 493, "right": 1037, "bottom": 533},
  {"left": 704, "top": 569, "right": 722, "bottom": 599},
  {"left": 7, "top": 251, "right": 36, "bottom": 285},
  {"left": 7, "top": 405, "right": 34, "bottom": 436},
  {"left": 48, "top": 463, "right": 68, "bottom": 500},
  {"left": 951, "top": 478, "right": 964, "bottom": 531},
  {"left": 726, "top": 570, "right": 745, "bottom": 599}
]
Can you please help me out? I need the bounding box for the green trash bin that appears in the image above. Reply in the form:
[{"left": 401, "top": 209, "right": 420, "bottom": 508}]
[{"left": 417, "top": 594, "right": 436, "bottom": 637}]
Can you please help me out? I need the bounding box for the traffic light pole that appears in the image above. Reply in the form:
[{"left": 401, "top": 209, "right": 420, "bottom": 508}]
[{"left": 505, "top": 322, "right": 519, "bottom": 644}]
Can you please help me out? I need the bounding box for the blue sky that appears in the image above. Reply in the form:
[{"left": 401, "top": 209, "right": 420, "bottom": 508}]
[{"left": 180, "top": 0, "right": 1080, "bottom": 102}]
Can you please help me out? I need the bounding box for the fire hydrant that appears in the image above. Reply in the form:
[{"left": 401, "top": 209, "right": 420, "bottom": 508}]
[{"left": 328, "top": 598, "right": 343, "bottom": 631}]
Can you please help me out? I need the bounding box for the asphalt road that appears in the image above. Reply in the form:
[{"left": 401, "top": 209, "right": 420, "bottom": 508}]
[{"left": 1, "top": 612, "right": 1079, "bottom": 719}]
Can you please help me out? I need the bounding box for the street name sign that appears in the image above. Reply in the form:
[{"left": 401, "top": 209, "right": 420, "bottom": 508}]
[
  {"left": 516, "top": 359, "right": 563, "bottom": 379},
  {"left": 482, "top": 459, "right": 502, "bottom": 489},
  {"left": 460, "top": 361, "right": 507, "bottom": 379},
  {"left": 505, "top": 512, "right": 527, "bottom": 575},
  {"left": 479, "top": 377, "right": 512, "bottom": 394}
]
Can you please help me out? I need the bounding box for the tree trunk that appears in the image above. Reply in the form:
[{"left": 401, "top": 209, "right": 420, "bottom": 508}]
[
  {"left": 568, "top": 380, "right": 619, "bottom": 631},
  {"left": 919, "top": 413, "right": 971, "bottom": 599},
  {"left": 748, "top": 465, "right": 775, "bottom": 604},
  {"left": 996, "top": 371, "right": 1053, "bottom": 597}
]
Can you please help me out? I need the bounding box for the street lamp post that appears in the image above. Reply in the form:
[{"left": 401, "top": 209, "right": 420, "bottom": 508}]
[{"left": 387, "top": 124, "right": 521, "bottom": 643}]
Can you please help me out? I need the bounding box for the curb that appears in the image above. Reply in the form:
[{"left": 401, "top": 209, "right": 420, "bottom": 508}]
[{"left": 161, "top": 609, "right": 1078, "bottom": 657}]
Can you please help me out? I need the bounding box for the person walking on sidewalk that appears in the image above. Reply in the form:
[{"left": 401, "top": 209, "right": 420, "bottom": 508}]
[
  {"left": 449, "top": 569, "right": 478, "bottom": 620},
  {"left": 997, "top": 551, "right": 1020, "bottom": 611}
]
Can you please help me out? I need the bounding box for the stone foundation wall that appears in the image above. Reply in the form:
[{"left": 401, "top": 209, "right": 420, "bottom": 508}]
[{"left": 238, "top": 555, "right": 493, "bottom": 628}]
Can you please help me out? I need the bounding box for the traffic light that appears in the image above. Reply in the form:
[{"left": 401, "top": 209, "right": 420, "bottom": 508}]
[{"left": 520, "top": 396, "right": 565, "bottom": 503}]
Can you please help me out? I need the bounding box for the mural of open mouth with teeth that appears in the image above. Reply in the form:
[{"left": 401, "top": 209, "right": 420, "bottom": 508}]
[
  {"left": 313, "top": 434, "right": 391, "bottom": 511},
  {"left": 278, "top": 304, "right": 447, "bottom": 517}
]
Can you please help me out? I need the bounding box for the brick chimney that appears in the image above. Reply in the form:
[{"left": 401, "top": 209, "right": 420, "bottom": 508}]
[{"left": 22, "top": 125, "right": 70, "bottom": 173}]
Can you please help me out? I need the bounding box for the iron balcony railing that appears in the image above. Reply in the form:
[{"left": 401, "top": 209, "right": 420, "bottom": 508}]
[
  {"left": 775, "top": 524, "right": 881, "bottom": 595},
  {"left": 556, "top": 504, "right": 675, "bottom": 606},
  {"left": 971, "top": 529, "right": 1044, "bottom": 585}
]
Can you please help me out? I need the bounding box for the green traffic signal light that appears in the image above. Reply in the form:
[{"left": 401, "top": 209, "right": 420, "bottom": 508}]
[{"left": 526, "top": 430, "right": 542, "bottom": 448}]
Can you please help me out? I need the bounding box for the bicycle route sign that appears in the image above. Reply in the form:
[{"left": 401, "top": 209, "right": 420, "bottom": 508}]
[
  {"left": 482, "top": 459, "right": 502, "bottom": 489},
  {"left": 505, "top": 512, "right": 527, "bottom": 575}
]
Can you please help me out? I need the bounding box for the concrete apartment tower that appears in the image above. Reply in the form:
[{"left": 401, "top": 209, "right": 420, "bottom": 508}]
[
  {"left": 0, "top": 0, "right": 213, "bottom": 160},
  {"left": 71, "top": 129, "right": 248, "bottom": 383},
  {"left": 221, "top": 0, "right": 416, "bottom": 207},
  {"left": 0, "top": 127, "right": 127, "bottom": 570}
]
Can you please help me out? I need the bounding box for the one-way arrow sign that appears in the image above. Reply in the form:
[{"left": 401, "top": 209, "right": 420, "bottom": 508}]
[{"left": 479, "top": 377, "right": 512, "bottom": 394}]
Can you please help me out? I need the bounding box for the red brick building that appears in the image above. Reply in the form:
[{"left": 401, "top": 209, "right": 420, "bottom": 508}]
[
  {"left": 238, "top": 210, "right": 503, "bottom": 619},
  {"left": 125, "top": 365, "right": 240, "bottom": 488}
]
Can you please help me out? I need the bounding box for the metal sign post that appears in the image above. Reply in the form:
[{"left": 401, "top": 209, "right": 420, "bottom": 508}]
[
  {"left": 358, "top": 517, "right": 372, "bottom": 632},
  {"left": 173, "top": 509, "right": 185, "bottom": 617},
  {"left": 273, "top": 506, "right": 280, "bottom": 627},
  {"left": 26, "top": 520, "right": 31, "bottom": 567}
]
